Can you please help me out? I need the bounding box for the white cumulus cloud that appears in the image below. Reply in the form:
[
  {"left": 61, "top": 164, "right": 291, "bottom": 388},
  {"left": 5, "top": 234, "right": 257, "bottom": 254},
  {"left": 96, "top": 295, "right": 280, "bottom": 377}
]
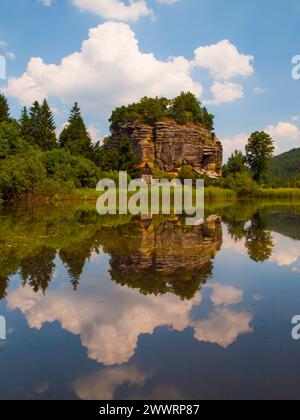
[
  {"left": 204, "top": 81, "right": 244, "bottom": 105},
  {"left": 71, "top": 0, "right": 179, "bottom": 22},
  {"left": 194, "top": 39, "right": 254, "bottom": 81},
  {"left": 3, "top": 22, "right": 202, "bottom": 116}
]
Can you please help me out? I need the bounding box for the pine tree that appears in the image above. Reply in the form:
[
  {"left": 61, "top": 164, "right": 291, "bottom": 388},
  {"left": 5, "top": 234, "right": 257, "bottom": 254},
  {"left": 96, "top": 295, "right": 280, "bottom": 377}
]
[
  {"left": 29, "top": 100, "right": 42, "bottom": 148},
  {"left": 40, "top": 99, "right": 57, "bottom": 150},
  {"left": 19, "top": 106, "right": 33, "bottom": 144},
  {"left": 0, "top": 94, "right": 10, "bottom": 123},
  {"left": 29, "top": 100, "right": 57, "bottom": 150},
  {"left": 59, "top": 102, "right": 92, "bottom": 159}
]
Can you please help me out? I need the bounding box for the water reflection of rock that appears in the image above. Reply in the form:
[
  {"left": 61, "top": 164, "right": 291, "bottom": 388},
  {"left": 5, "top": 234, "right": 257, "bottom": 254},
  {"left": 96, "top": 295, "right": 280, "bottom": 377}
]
[{"left": 109, "top": 215, "right": 222, "bottom": 300}]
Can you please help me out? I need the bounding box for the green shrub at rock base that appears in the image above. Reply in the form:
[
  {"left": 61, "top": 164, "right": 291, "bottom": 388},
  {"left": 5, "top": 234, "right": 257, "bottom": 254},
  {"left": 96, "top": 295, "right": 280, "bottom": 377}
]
[{"left": 223, "top": 173, "right": 259, "bottom": 197}]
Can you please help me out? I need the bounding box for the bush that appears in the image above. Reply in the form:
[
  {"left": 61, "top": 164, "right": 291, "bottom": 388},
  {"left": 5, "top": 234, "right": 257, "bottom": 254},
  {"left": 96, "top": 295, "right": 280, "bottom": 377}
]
[
  {"left": 0, "top": 152, "right": 47, "bottom": 200},
  {"left": 223, "top": 173, "right": 259, "bottom": 197},
  {"left": 42, "top": 149, "right": 100, "bottom": 188},
  {"left": 151, "top": 166, "right": 174, "bottom": 181},
  {"left": 98, "top": 170, "right": 131, "bottom": 187},
  {"left": 35, "top": 179, "right": 75, "bottom": 200},
  {"left": 0, "top": 120, "right": 29, "bottom": 159},
  {"left": 178, "top": 165, "right": 197, "bottom": 182}
]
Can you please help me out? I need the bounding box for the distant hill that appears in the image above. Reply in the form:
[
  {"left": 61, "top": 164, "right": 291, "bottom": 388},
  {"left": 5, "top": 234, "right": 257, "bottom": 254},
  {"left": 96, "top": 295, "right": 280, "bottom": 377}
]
[{"left": 269, "top": 148, "right": 300, "bottom": 180}]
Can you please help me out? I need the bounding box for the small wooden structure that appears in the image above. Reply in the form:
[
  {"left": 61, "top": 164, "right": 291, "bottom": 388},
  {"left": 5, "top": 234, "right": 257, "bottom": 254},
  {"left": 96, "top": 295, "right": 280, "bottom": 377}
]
[{"left": 136, "top": 161, "right": 153, "bottom": 185}]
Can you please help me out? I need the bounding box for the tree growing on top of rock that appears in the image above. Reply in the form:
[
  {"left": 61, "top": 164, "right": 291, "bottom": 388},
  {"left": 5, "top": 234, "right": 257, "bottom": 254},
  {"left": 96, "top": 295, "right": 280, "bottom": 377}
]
[
  {"left": 169, "top": 92, "right": 214, "bottom": 128},
  {"left": 109, "top": 92, "right": 215, "bottom": 131}
]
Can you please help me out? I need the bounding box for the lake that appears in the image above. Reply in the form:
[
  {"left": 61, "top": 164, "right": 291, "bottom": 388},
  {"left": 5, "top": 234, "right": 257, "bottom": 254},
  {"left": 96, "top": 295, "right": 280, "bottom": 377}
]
[{"left": 0, "top": 201, "right": 300, "bottom": 400}]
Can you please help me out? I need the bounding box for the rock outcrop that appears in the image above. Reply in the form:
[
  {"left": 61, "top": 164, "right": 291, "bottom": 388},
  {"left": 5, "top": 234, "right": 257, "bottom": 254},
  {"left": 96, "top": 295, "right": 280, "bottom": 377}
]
[{"left": 106, "top": 120, "right": 223, "bottom": 177}]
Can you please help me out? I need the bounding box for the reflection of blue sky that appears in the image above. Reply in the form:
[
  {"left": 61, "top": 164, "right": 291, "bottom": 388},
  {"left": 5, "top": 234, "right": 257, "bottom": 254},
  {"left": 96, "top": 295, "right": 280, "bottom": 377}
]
[
  {"left": 2, "top": 224, "right": 300, "bottom": 399},
  {"left": 7, "top": 251, "right": 253, "bottom": 367}
]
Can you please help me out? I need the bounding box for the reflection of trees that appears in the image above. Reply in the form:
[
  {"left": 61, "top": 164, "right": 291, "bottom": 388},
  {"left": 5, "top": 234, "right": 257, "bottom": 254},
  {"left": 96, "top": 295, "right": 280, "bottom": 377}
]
[
  {"left": 109, "top": 217, "right": 222, "bottom": 300},
  {"left": 0, "top": 205, "right": 223, "bottom": 301},
  {"left": 3, "top": 200, "right": 298, "bottom": 300},
  {"left": 59, "top": 241, "right": 97, "bottom": 291},
  {"left": 0, "top": 276, "right": 9, "bottom": 300},
  {"left": 227, "top": 221, "right": 246, "bottom": 242},
  {"left": 20, "top": 247, "right": 56, "bottom": 293},
  {"left": 0, "top": 205, "right": 116, "bottom": 298},
  {"left": 245, "top": 212, "right": 274, "bottom": 263},
  {"left": 220, "top": 203, "right": 275, "bottom": 263}
]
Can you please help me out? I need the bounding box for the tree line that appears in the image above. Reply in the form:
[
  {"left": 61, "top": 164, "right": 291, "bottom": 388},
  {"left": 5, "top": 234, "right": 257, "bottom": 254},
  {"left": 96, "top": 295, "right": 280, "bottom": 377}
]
[{"left": 0, "top": 94, "right": 138, "bottom": 199}]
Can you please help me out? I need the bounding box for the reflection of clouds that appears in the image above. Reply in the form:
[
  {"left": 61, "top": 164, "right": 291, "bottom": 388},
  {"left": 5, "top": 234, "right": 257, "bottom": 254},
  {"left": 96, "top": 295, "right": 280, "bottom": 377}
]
[
  {"left": 74, "top": 366, "right": 150, "bottom": 400},
  {"left": 209, "top": 283, "right": 243, "bottom": 306},
  {"left": 270, "top": 233, "right": 300, "bottom": 267},
  {"left": 194, "top": 308, "right": 253, "bottom": 348},
  {"left": 222, "top": 231, "right": 247, "bottom": 255},
  {"left": 88, "top": 250, "right": 103, "bottom": 265},
  {"left": 224, "top": 229, "right": 300, "bottom": 268},
  {"left": 7, "top": 282, "right": 200, "bottom": 366},
  {"left": 7, "top": 260, "right": 253, "bottom": 364},
  {"left": 36, "top": 382, "right": 50, "bottom": 396}
]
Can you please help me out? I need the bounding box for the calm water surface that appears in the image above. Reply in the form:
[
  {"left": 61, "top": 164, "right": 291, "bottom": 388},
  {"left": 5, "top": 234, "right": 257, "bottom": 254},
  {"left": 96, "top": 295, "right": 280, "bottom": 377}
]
[{"left": 0, "top": 201, "right": 300, "bottom": 400}]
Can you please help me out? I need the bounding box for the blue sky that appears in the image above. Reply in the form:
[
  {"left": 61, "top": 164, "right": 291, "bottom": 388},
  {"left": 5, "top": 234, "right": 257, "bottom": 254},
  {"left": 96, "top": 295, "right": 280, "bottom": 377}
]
[{"left": 1, "top": 0, "right": 300, "bottom": 159}]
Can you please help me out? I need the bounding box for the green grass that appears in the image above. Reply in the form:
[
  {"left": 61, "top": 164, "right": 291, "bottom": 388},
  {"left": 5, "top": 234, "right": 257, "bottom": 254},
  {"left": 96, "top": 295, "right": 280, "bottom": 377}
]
[
  {"left": 63, "top": 186, "right": 237, "bottom": 203},
  {"left": 257, "top": 188, "right": 300, "bottom": 200},
  {"left": 11, "top": 186, "right": 300, "bottom": 203},
  {"left": 205, "top": 187, "right": 237, "bottom": 201}
]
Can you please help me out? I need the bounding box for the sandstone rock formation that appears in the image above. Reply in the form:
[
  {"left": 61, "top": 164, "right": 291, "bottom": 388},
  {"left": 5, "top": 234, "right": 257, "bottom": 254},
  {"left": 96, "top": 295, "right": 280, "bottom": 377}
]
[{"left": 106, "top": 120, "right": 223, "bottom": 177}]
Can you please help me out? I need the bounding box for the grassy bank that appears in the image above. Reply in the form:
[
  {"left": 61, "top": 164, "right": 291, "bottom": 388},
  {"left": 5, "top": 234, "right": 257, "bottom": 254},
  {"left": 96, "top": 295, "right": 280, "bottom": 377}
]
[
  {"left": 70, "top": 187, "right": 300, "bottom": 202},
  {"left": 3, "top": 186, "right": 300, "bottom": 203},
  {"left": 257, "top": 188, "right": 300, "bottom": 200}
]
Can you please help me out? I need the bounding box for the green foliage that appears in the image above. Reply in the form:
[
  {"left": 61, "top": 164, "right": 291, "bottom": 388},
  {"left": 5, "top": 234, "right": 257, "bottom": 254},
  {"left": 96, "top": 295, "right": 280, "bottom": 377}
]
[
  {"left": 0, "top": 94, "right": 10, "bottom": 123},
  {"left": 40, "top": 99, "right": 57, "bottom": 150},
  {"left": 0, "top": 95, "right": 104, "bottom": 200},
  {"left": 98, "top": 170, "right": 131, "bottom": 187},
  {"left": 19, "top": 107, "right": 33, "bottom": 145},
  {"left": 178, "top": 165, "right": 197, "bottom": 182},
  {"left": 246, "top": 131, "right": 275, "bottom": 184},
  {"left": 97, "top": 137, "right": 141, "bottom": 178},
  {"left": 223, "top": 173, "right": 259, "bottom": 197},
  {"left": 245, "top": 213, "right": 274, "bottom": 262},
  {"left": 109, "top": 97, "right": 170, "bottom": 130},
  {"left": 151, "top": 166, "right": 174, "bottom": 181},
  {"left": 109, "top": 92, "right": 214, "bottom": 131},
  {"left": 0, "top": 120, "right": 29, "bottom": 159},
  {"left": 29, "top": 100, "right": 57, "bottom": 150},
  {"left": 223, "top": 150, "right": 247, "bottom": 176},
  {"left": 267, "top": 148, "right": 300, "bottom": 185},
  {"left": 170, "top": 92, "right": 214, "bottom": 129},
  {"left": 0, "top": 151, "right": 47, "bottom": 200},
  {"left": 59, "top": 102, "right": 93, "bottom": 159},
  {"left": 42, "top": 149, "right": 100, "bottom": 188}
]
